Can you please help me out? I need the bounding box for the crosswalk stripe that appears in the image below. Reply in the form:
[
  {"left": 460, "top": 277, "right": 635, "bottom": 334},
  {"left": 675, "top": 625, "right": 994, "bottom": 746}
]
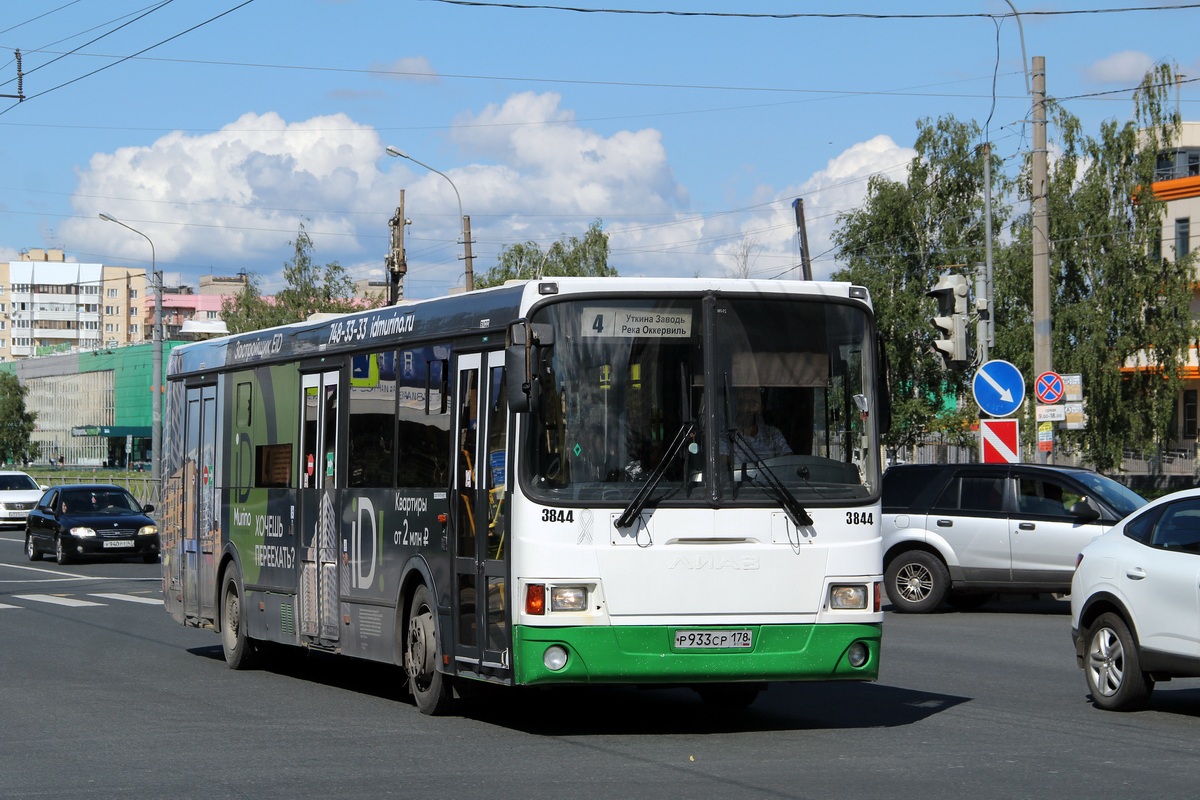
[
  {"left": 13, "top": 594, "right": 105, "bottom": 608},
  {"left": 89, "top": 593, "right": 162, "bottom": 606}
]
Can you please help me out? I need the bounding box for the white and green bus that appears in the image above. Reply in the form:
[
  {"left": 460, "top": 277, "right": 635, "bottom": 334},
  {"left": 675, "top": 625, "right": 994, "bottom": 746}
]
[{"left": 161, "top": 277, "right": 888, "bottom": 713}]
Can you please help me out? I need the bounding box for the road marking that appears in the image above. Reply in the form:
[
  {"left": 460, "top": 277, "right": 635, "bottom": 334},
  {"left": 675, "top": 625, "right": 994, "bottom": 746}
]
[
  {"left": 0, "top": 602, "right": 20, "bottom": 609},
  {"left": 13, "top": 593, "right": 105, "bottom": 607},
  {"left": 89, "top": 593, "right": 162, "bottom": 606}
]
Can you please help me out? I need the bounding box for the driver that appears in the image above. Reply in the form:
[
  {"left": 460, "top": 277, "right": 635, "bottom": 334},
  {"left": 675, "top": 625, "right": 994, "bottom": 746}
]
[{"left": 724, "top": 387, "right": 791, "bottom": 461}]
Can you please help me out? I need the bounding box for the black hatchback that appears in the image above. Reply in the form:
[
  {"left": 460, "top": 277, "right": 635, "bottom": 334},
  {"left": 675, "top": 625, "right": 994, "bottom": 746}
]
[{"left": 25, "top": 484, "right": 159, "bottom": 565}]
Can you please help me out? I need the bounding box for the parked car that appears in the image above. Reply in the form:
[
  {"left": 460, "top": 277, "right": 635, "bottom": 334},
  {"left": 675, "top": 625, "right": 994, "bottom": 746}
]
[
  {"left": 1071, "top": 489, "right": 1200, "bottom": 710},
  {"left": 0, "top": 470, "right": 47, "bottom": 528},
  {"left": 25, "top": 483, "right": 159, "bottom": 565},
  {"left": 882, "top": 463, "right": 1146, "bottom": 613}
]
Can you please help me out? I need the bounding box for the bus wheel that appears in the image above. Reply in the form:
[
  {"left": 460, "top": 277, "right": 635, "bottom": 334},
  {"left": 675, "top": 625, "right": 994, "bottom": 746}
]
[
  {"left": 220, "top": 564, "right": 259, "bottom": 670},
  {"left": 406, "top": 584, "right": 452, "bottom": 715}
]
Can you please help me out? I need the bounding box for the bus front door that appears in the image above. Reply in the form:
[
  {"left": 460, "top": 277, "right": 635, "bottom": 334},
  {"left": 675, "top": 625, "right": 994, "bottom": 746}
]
[
  {"left": 299, "top": 370, "right": 341, "bottom": 647},
  {"left": 452, "top": 351, "right": 512, "bottom": 682},
  {"left": 182, "top": 384, "right": 218, "bottom": 623}
]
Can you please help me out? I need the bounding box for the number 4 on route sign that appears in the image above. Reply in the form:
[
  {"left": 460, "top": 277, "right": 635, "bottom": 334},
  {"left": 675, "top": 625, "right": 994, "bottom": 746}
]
[{"left": 980, "top": 418, "right": 1020, "bottom": 464}]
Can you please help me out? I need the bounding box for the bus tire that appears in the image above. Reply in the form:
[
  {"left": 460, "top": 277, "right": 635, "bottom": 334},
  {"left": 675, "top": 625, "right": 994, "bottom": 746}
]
[
  {"left": 220, "top": 564, "right": 259, "bottom": 670},
  {"left": 406, "top": 584, "right": 452, "bottom": 715}
]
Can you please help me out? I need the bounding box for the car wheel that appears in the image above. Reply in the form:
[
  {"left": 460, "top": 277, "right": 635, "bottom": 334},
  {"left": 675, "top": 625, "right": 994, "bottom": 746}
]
[
  {"left": 142, "top": 553, "right": 159, "bottom": 564},
  {"left": 885, "top": 550, "right": 949, "bottom": 613},
  {"left": 220, "top": 564, "right": 259, "bottom": 670},
  {"left": 25, "top": 532, "right": 40, "bottom": 561},
  {"left": 406, "top": 584, "right": 452, "bottom": 715},
  {"left": 55, "top": 535, "right": 71, "bottom": 565},
  {"left": 1085, "top": 612, "right": 1153, "bottom": 711}
]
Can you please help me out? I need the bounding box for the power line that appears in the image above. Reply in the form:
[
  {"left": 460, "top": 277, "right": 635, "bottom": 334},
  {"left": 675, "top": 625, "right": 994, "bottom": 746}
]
[
  {"left": 428, "top": 1, "right": 1200, "bottom": 20},
  {"left": 0, "top": 0, "right": 257, "bottom": 116}
]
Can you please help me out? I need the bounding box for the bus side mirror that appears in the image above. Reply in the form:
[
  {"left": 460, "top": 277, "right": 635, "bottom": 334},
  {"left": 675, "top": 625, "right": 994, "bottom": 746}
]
[{"left": 506, "top": 321, "right": 553, "bottom": 413}]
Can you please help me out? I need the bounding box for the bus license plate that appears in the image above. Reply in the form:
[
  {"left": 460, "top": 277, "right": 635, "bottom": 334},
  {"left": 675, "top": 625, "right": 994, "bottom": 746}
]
[
  {"left": 103, "top": 540, "right": 134, "bottom": 549},
  {"left": 673, "top": 630, "right": 752, "bottom": 649}
]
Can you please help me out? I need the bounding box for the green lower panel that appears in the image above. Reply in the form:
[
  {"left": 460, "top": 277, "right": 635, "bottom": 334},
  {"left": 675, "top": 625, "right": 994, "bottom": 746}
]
[{"left": 512, "top": 622, "right": 881, "bottom": 686}]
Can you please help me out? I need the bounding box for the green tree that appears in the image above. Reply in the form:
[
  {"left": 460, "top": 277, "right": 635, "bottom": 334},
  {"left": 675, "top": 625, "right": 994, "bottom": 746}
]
[
  {"left": 222, "top": 223, "right": 374, "bottom": 334},
  {"left": 475, "top": 219, "right": 616, "bottom": 288},
  {"left": 0, "top": 373, "right": 38, "bottom": 464},
  {"left": 997, "top": 63, "right": 1191, "bottom": 470},
  {"left": 831, "top": 115, "right": 1011, "bottom": 450}
]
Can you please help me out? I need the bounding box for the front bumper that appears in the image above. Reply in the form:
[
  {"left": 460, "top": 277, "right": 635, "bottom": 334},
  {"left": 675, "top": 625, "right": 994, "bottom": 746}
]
[
  {"left": 64, "top": 533, "right": 160, "bottom": 559},
  {"left": 512, "top": 622, "right": 882, "bottom": 686}
]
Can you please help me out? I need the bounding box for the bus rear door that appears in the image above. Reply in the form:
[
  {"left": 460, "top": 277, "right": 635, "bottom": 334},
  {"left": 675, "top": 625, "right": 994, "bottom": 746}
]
[
  {"left": 181, "top": 383, "right": 218, "bottom": 623},
  {"left": 299, "top": 370, "right": 341, "bottom": 647}
]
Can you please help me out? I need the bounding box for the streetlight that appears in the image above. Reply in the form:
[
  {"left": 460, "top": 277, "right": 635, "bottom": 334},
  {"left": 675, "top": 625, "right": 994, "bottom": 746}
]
[
  {"left": 99, "top": 212, "right": 162, "bottom": 499},
  {"left": 386, "top": 146, "right": 474, "bottom": 292}
]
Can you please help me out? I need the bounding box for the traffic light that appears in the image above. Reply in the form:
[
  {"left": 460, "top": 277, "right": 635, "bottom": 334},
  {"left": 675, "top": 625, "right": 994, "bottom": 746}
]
[{"left": 928, "top": 273, "right": 970, "bottom": 366}]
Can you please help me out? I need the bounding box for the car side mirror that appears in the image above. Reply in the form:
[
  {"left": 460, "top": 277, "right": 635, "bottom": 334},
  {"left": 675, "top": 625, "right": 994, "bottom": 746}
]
[
  {"left": 1069, "top": 497, "right": 1101, "bottom": 522},
  {"left": 142, "top": 503, "right": 155, "bottom": 514}
]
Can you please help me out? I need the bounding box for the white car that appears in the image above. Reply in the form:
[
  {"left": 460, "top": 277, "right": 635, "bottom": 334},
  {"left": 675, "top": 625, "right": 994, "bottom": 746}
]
[
  {"left": 0, "top": 471, "right": 46, "bottom": 528},
  {"left": 1071, "top": 488, "right": 1200, "bottom": 710}
]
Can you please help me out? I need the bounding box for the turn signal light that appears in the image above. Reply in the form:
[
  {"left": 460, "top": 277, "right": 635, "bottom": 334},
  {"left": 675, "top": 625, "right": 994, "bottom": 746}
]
[{"left": 525, "top": 583, "right": 546, "bottom": 615}]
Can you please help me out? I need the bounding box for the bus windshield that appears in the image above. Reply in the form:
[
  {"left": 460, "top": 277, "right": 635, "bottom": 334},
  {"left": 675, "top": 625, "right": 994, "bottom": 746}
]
[{"left": 521, "top": 293, "right": 879, "bottom": 508}]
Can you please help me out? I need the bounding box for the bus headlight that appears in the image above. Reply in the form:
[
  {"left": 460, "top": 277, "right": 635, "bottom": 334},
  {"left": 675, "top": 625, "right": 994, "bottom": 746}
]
[
  {"left": 550, "top": 586, "right": 587, "bottom": 612},
  {"left": 829, "top": 584, "right": 867, "bottom": 610}
]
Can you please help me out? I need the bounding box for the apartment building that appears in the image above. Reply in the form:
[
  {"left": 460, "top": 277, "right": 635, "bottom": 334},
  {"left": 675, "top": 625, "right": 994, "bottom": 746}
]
[{"left": 1, "top": 248, "right": 148, "bottom": 360}]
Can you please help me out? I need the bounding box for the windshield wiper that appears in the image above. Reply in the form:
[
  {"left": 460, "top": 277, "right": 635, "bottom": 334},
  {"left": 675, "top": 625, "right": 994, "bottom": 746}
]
[
  {"left": 729, "top": 431, "right": 814, "bottom": 528},
  {"left": 615, "top": 421, "right": 697, "bottom": 529}
]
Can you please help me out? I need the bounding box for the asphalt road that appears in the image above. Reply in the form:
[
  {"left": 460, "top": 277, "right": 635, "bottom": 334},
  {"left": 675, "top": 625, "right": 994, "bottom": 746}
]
[{"left": 2, "top": 531, "right": 1199, "bottom": 800}]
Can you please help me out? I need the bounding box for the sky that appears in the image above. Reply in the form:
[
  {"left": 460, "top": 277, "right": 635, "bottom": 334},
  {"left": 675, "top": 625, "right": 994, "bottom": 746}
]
[{"left": 0, "top": 1, "right": 1197, "bottom": 299}]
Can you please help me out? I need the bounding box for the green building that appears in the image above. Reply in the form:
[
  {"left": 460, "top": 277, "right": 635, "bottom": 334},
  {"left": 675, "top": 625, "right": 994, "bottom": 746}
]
[{"left": 0, "top": 341, "right": 182, "bottom": 468}]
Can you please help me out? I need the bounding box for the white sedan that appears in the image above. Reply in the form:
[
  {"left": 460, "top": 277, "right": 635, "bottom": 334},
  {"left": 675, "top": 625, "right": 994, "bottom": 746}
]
[
  {"left": 0, "top": 471, "right": 46, "bottom": 528},
  {"left": 1071, "top": 488, "right": 1200, "bottom": 710}
]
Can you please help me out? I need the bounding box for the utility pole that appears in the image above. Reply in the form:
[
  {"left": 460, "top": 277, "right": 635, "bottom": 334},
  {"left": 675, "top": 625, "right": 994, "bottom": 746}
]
[
  {"left": 792, "top": 198, "right": 813, "bottom": 280},
  {"left": 386, "top": 189, "right": 409, "bottom": 305},
  {"left": 1031, "top": 55, "right": 1052, "bottom": 462},
  {"left": 461, "top": 215, "right": 475, "bottom": 292}
]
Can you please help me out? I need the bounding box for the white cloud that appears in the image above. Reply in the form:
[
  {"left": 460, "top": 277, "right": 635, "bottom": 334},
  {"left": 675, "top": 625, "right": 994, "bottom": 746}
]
[
  {"left": 58, "top": 95, "right": 919, "bottom": 296},
  {"left": 1085, "top": 51, "right": 1154, "bottom": 84},
  {"left": 707, "top": 135, "right": 916, "bottom": 282},
  {"left": 63, "top": 112, "right": 393, "bottom": 290}
]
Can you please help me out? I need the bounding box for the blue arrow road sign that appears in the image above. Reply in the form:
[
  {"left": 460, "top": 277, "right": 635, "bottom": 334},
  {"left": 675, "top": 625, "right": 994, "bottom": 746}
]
[{"left": 973, "top": 359, "right": 1025, "bottom": 417}]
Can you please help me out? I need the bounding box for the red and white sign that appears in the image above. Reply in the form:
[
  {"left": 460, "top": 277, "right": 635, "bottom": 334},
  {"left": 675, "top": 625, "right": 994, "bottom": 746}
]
[{"left": 980, "top": 418, "right": 1020, "bottom": 464}]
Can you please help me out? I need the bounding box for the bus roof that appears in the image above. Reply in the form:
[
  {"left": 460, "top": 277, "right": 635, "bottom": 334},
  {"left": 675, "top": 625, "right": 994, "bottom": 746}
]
[{"left": 168, "top": 277, "right": 870, "bottom": 379}]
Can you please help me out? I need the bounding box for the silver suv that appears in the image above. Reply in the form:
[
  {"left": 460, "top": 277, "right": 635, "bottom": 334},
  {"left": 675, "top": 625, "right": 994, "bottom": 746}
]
[{"left": 882, "top": 463, "right": 1146, "bottom": 613}]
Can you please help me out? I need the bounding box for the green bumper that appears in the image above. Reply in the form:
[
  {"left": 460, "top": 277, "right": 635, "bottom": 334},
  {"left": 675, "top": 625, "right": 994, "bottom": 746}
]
[{"left": 512, "top": 622, "right": 881, "bottom": 686}]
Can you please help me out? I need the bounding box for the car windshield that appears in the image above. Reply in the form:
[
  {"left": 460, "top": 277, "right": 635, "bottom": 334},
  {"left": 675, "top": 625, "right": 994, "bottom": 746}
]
[
  {"left": 61, "top": 489, "right": 138, "bottom": 514},
  {"left": 0, "top": 474, "right": 38, "bottom": 491},
  {"left": 1074, "top": 471, "right": 1147, "bottom": 517}
]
